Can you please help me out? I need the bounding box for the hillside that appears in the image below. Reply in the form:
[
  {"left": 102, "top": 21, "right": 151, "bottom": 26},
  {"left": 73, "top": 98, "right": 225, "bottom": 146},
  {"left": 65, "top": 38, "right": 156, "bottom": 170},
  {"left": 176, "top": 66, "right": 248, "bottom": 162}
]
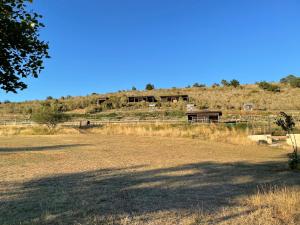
[{"left": 1, "top": 83, "right": 300, "bottom": 121}]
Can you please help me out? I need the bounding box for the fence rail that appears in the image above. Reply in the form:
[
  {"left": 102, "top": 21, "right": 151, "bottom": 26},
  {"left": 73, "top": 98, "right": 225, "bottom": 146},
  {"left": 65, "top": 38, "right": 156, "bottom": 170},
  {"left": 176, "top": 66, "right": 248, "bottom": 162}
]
[
  {"left": 0, "top": 116, "right": 299, "bottom": 136},
  {"left": 62, "top": 119, "right": 187, "bottom": 127}
]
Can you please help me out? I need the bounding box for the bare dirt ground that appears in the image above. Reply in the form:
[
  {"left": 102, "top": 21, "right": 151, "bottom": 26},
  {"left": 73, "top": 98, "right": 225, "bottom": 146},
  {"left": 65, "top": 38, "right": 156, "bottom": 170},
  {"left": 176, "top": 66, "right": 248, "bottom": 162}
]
[{"left": 0, "top": 134, "right": 299, "bottom": 225}]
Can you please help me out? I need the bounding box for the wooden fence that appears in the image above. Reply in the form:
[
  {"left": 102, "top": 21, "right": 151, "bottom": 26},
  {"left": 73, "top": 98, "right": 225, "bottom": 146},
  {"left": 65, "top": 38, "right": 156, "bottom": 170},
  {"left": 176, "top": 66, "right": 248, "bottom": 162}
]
[{"left": 0, "top": 115, "right": 299, "bottom": 136}]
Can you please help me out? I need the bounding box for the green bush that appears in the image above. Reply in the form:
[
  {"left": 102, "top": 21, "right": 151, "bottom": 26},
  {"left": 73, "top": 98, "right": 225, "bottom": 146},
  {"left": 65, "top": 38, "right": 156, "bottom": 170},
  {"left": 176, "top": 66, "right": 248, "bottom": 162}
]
[
  {"left": 280, "top": 75, "right": 300, "bottom": 88},
  {"left": 290, "top": 78, "right": 300, "bottom": 88},
  {"left": 257, "top": 81, "right": 280, "bottom": 92},
  {"left": 230, "top": 79, "right": 240, "bottom": 88},
  {"left": 31, "top": 105, "right": 70, "bottom": 129},
  {"left": 221, "top": 79, "right": 229, "bottom": 86},
  {"left": 280, "top": 74, "right": 297, "bottom": 83},
  {"left": 145, "top": 83, "right": 155, "bottom": 90},
  {"left": 192, "top": 83, "right": 206, "bottom": 88}
]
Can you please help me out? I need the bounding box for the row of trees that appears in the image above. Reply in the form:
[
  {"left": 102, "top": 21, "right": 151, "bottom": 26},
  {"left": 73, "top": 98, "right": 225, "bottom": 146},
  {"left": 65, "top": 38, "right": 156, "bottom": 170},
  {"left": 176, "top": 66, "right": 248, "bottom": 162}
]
[
  {"left": 141, "top": 80, "right": 241, "bottom": 90},
  {"left": 255, "top": 75, "right": 300, "bottom": 92},
  {"left": 133, "top": 75, "right": 300, "bottom": 92}
]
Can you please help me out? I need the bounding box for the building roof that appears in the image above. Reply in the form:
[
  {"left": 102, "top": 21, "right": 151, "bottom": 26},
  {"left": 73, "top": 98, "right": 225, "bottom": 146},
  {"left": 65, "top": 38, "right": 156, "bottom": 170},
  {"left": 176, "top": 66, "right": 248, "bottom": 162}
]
[
  {"left": 160, "top": 94, "right": 189, "bottom": 97},
  {"left": 186, "top": 110, "right": 222, "bottom": 116},
  {"left": 128, "top": 95, "right": 156, "bottom": 98}
]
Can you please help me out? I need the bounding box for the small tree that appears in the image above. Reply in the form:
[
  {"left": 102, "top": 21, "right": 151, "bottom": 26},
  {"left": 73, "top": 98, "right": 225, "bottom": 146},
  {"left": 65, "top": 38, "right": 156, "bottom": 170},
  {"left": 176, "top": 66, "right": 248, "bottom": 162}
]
[
  {"left": 192, "top": 83, "right": 206, "bottom": 88},
  {"left": 145, "top": 83, "right": 154, "bottom": 90},
  {"left": 31, "top": 105, "right": 70, "bottom": 130},
  {"left": 230, "top": 79, "right": 240, "bottom": 88},
  {"left": 132, "top": 86, "right": 137, "bottom": 91},
  {"left": 280, "top": 75, "right": 300, "bottom": 88},
  {"left": 275, "top": 112, "right": 299, "bottom": 169},
  {"left": 280, "top": 74, "right": 297, "bottom": 84},
  {"left": 257, "top": 81, "right": 280, "bottom": 92},
  {"left": 290, "top": 77, "right": 300, "bottom": 88},
  {"left": 221, "top": 79, "right": 229, "bottom": 86}
]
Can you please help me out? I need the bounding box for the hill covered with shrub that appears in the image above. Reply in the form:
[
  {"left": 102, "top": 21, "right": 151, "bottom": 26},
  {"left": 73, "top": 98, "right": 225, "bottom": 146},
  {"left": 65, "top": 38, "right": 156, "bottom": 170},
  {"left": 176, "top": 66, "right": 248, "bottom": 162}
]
[{"left": 1, "top": 75, "right": 300, "bottom": 121}]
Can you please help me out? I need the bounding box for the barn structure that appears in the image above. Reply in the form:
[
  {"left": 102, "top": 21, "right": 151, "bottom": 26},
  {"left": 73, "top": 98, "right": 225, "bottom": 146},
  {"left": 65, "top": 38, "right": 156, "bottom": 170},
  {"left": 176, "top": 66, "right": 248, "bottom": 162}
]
[
  {"left": 127, "top": 96, "right": 157, "bottom": 103},
  {"left": 96, "top": 97, "right": 109, "bottom": 105},
  {"left": 186, "top": 110, "right": 222, "bottom": 123},
  {"left": 160, "top": 95, "right": 189, "bottom": 102}
]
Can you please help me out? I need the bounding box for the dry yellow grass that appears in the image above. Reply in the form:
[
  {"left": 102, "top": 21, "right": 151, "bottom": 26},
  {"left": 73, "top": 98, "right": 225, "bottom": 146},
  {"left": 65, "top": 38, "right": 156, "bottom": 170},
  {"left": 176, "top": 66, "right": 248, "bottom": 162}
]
[
  {"left": 0, "top": 125, "right": 79, "bottom": 136},
  {"left": 0, "top": 123, "right": 253, "bottom": 145},
  {"left": 0, "top": 134, "right": 299, "bottom": 225},
  {"left": 192, "top": 186, "right": 300, "bottom": 225},
  {"left": 245, "top": 186, "right": 300, "bottom": 224},
  {"left": 89, "top": 123, "right": 253, "bottom": 145}
]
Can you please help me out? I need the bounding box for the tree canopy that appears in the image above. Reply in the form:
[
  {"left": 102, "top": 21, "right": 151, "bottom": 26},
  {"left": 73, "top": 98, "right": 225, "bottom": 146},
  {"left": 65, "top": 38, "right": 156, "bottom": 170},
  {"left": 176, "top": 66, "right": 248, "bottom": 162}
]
[
  {"left": 229, "top": 79, "right": 240, "bottom": 88},
  {"left": 0, "top": 0, "right": 49, "bottom": 93},
  {"left": 145, "top": 83, "right": 154, "bottom": 90},
  {"left": 280, "top": 74, "right": 300, "bottom": 88},
  {"left": 31, "top": 103, "right": 70, "bottom": 129}
]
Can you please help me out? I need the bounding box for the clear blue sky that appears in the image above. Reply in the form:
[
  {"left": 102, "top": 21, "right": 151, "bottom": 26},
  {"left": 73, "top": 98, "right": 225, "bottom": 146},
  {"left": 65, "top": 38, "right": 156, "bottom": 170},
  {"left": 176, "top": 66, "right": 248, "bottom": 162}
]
[{"left": 2, "top": 0, "right": 300, "bottom": 101}]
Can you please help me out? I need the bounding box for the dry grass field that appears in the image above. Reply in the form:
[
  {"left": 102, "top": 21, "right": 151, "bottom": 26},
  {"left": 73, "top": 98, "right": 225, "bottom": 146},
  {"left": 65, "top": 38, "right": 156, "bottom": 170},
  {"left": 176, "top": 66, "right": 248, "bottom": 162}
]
[{"left": 0, "top": 134, "right": 299, "bottom": 225}]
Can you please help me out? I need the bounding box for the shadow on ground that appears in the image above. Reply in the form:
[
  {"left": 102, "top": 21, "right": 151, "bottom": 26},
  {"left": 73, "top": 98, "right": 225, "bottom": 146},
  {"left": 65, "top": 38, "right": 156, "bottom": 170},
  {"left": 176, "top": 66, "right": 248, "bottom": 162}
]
[
  {"left": 1, "top": 161, "right": 300, "bottom": 224},
  {"left": 0, "top": 144, "right": 90, "bottom": 153}
]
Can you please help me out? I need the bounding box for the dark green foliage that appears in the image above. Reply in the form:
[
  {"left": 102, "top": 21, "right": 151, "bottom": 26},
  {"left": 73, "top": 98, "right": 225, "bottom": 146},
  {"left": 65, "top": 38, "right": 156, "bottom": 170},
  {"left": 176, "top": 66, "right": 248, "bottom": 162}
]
[
  {"left": 275, "top": 112, "right": 298, "bottom": 169},
  {"left": 230, "top": 79, "right": 240, "bottom": 88},
  {"left": 221, "top": 79, "right": 229, "bottom": 86},
  {"left": 289, "top": 77, "right": 300, "bottom": 88},
  {"left": 131, "top": 86, "right": 137, "bottom": 91},
  {"left": 192, "top": 83, "right": 206, "bottom": 88},
  {"left": 257, "top": 81, "right": 280, "bottom": 92},
  {"left": 280, "top": 75, "right": 300, "bottom": 88},
  {"left": 280, "top": 74, "right": 297, "bottom": 83},
  {"left": 31, "top": 105, "right": 70, "bottom": 129},
  {"left": 145, "top": 83, "right": 154, "bottom": 90},
  {"left": 275, "top": 112, "right": 295, "bottom": 132},
  {"left": 0, "top": 0, "right": 49, "bottom": 93}
]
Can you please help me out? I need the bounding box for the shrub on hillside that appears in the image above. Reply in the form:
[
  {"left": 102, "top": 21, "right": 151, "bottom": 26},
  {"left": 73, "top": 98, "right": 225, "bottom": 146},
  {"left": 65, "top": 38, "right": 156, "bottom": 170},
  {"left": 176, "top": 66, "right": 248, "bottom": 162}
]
[
  {"left": 280, "top": 74, "right": 300, "bottom": 88},
  {"left": 145, "top": 83, "right": 155, "bottom": 90},
  {"left": 280, "top": 74, "right": 297, "bottom": 83},
  {"left": 290, "top": 77, "right": 300, "bottom": 88},
  {"left": 257, "top": 81, "right": 280, "bottom": 92},
  {"left": 230, "top": 79, "right": 240, "bottom": 88},
  {"left": 221, "top": 79, "right": 230, "bottom": 86},
  {"left": 192, "top": 83, "right": 206, "bottom": 88}
]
